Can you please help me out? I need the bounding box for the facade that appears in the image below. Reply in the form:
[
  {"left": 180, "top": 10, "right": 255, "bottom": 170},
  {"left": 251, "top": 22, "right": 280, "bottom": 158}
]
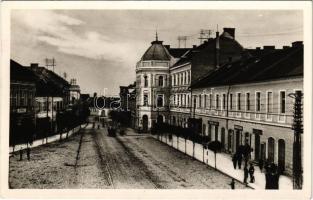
[
  {"left": 10, "top": 60, "right": 36, "bottom": 145},
  {"left": 169, "top": 28, "right": 245, "bottom": 129},
  {"left": 190, "top": 42, "right": 303, "bottom": 175}
]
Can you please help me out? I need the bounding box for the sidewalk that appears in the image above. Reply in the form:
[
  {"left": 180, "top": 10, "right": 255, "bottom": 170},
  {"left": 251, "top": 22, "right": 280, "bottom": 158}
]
[
  {"left": 9, "top": 123, "right": 88, "bottom": 154},
  {"left": 154, "top": 134, "right": 293, "bottom": 190}
]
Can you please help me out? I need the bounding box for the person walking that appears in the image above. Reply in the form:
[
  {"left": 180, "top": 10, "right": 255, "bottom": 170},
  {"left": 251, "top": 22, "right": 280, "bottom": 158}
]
[
  {"left": 244, "top": 165, "right": 249, "bottom": 185},
  {"left": 249, "top": 163, "right": 255, "bottom": 183},
  {"left": 237, "top": 153, "right": 242, "bottom": 169},
  {"left": 19, "top": 148, "right": 23, "bottom": 161},
  {"left": 229, "top": 178, "right": 235, "bottom": 189},
  {"left": 26, "top": 147, "right": 31, "bottom": 161},
  {"left": 232, "top": 153, "right": 237, "bottom": 169},
  {"left": 259, "top": 158, "right": 264, "bottom": 172}
]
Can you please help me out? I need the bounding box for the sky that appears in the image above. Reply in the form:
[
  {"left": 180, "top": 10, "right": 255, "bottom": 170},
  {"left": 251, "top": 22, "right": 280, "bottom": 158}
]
[{"left": 11, "top": 10, "right": 303, "bottom": 96}]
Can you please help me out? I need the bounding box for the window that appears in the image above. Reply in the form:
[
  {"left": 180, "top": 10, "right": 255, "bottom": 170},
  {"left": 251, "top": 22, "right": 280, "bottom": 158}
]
[
  {"left": 204, "top": 95, "right": 207, "bottom": 108},
  {"left": 157, "top": 95, "right": 163, "bottom": 107},
  {"left": 20, "top": 90, "right": 26, "bottom": 106},
  {"left": 180, "top": 73, "right": 183, "bottom": 85},
  {"left": 144, "top": 76, "right": 148, "bottom": 87},
  {"left": 256, "top": 92, "right": 261, "bottom": 112},
  {"left": 187, "top": 71, "right": 190, "bottom": 84},
  {"left": 193, "top": 96, "right": 197, "bottom": 109},
  {"left": 143, "top": 93, "right": 148, "bottom": 106},
  {"left": 11, "top": 90, "right": 17, "bottom": 107},
  {"left": 173, "top": 75, "right": 175, "bottom": 86},
  {"left": 199, "top": 95, "right": 202, "bottom": 108},
  {"left": 183, "top": 73, "right": 185, "bottom": 85},
  {"left": 187, "top": 95, "right": 190, "bottom": 107},
  {"left": 237, "top": 93, "right": 241, "bottom": 111},
  {"left": 267, "top": 91, "right": 273, "bottom": 113},
  {"left": 280, "top": 91, "right": 286, "bottom": 114},
  {"left": 173, "top": 95, "right": 176, "bottom": 105},
  {"left": 184, "top": 94, "right": 186, "bottom": 106},
  {"left": 222, "top": 94, "right": 226, "bottom": 110},
  {"left": 158, "top": 76, "right": 163, "bottom": 87},
  {"left": 177, "top": 94, "right": 180, "bottom": 106},
  {"left": 209, "top": 94, "right": 212, "bottom": 109},
  {"left": 216, "top": 94, "right": 220, "bottom": 109},
  {"left": 176, "top": 74, "right": 178, "bottom": 85},
  {"left": 230, "top": 93, "right": 233, "bottom": 110},
  {"left": 246, "top": 93, "right": 250, "bottom": 111}
]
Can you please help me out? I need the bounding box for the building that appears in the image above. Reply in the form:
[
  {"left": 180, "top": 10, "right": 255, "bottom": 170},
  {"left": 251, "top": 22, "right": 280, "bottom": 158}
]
[
  {"left": 69, "top": 78, "right": 81, "bottom": 104},
  {"left": 10, "top": 60, "right": 36, "bottom": 146},
  {"left": 169, "top": 28, "right": 246, "bottom": 128},
  {"left": 135, "top": 33, "right": 188, "bottom": 132},
  {"left": 190, "top": 41, "right": 303, "bottom": 175}
]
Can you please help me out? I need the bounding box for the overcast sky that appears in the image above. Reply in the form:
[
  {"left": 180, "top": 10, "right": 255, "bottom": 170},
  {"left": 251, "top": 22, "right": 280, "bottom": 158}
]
[{"left": 11, "top": 10, "right": 303, "bottom": 96}]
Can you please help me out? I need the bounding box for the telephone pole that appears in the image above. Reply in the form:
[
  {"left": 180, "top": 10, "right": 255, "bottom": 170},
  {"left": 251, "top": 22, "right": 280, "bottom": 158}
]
[{"left": 198, "top": 29, "right": 213, "bottom": 45}]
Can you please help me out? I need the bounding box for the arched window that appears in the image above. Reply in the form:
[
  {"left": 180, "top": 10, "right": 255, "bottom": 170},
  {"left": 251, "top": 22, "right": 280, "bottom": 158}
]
[
  {"left": 144, "top": 75, "right": 148, "bottom": 87},
  {"left": 157, "top": 95, "right": 163, "bottom": 107},
  {"left": 158, "top": 76, "right": 163, "bottom": 87}
]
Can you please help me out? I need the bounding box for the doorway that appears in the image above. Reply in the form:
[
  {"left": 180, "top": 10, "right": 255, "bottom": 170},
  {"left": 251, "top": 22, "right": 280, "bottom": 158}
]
[
  {"left": 142, "top": 115, "right": 148, "bottom": 132},
  {"left": 278, "top": 139, "right": 285, "bottom": 173}
]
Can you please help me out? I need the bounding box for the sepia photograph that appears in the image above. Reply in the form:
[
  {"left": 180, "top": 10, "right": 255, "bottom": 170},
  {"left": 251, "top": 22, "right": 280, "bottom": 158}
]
[{"left": 0, "top": 1, "right": 312, "bottom": 199}]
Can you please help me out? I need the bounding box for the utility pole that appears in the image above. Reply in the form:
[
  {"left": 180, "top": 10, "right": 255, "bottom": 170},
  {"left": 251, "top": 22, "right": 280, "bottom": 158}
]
[
  {"left": 198, "top": 29, "right": 212, "bottom": 45},
  {"left": 45, "top": 58, "right": 56, "bottom": 135},
  {"left": 289, "top": 91, "right": 303, "bottom": 189}
]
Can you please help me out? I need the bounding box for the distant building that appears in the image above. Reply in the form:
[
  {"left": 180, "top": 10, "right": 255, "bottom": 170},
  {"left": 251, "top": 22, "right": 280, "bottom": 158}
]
[
  {"left": 69, "top": 78, "right": 81, "bottom": 104},
  {"left": 190, "top": 41, "right": 303, "bottom": 175}
]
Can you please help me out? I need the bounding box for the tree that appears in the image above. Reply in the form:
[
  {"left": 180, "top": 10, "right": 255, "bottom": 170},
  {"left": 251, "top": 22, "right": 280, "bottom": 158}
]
[{"left": 207, "top": 140, "right": 223, "bottom": 169}]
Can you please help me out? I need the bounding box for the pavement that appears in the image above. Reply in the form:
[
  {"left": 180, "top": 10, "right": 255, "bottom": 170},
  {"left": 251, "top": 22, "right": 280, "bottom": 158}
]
[
  {"left": 9, "top": 124, "right": 84, "bottom": 154},
  {"left": 155, "top": 133, "right": 293, "bottom": 190},
  {"left": 9, "top": 121, "right": 249, "bottom": 189}
]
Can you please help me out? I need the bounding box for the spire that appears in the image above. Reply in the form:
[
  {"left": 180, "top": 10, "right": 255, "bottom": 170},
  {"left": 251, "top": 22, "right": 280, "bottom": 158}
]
[{"left": 155, "top": 30, "right": 158, "bottom": 41}]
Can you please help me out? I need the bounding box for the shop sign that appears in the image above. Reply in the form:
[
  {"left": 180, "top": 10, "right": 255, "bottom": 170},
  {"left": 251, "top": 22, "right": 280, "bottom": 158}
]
[
  {"left": 208, "top": 121, "right": 219, "bottom": 126},
  {"left": 17, "top": 108, "right": 27, "bottom": 113},
  {"left": 234, "top": 125, "right": 243, "bottom": 130}
]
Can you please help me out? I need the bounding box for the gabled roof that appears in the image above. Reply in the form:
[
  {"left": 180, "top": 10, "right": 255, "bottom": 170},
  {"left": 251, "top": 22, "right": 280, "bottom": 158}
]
[
  {"left": 10, "top": 59, "right": 70, "bottom": 96},
  {"left": 10, "top": 60, "right": 37, "bottom": 83},
  {"left": 171, "top": 34, "right": 244, "bottom": 68},
  {"left": 191, "top": 44, "right": 303, "bottom": 89}
]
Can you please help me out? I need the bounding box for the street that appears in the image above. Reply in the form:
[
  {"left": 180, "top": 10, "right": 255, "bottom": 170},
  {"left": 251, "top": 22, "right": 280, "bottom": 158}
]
[{"left": 9, "top": 121, "right": 248, "bottom": 189}]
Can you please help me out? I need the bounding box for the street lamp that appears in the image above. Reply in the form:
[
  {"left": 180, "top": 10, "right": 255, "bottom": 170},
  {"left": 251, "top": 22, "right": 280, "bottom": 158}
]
[{"left": 288, "top": 91, "right": 303, "bottom": 189}]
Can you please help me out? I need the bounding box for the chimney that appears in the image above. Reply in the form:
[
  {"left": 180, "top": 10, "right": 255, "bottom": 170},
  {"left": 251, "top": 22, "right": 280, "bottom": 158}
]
[
  {"left": 263, "top": 45, "right": 275, "bottom": 50},
  {"left": 30, "top": 63, "right": 38, "bottom": 69},
  {"left": 192, "top": 45, "right": 197, "bottom": 49},
  {"left": 215, "top": 31, "right": 220, "bottom": 68},
  {"left": 292, "top": 41, "right": 303, "bottom": 48},
  {"left": 223, "top": 28, "right": 235, "bottom": 39}
]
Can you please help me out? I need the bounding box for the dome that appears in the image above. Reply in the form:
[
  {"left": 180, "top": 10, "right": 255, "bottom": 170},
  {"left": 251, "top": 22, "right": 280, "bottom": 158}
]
[{"left": 141, "top": 40, "right": 172, "bottom": 61}]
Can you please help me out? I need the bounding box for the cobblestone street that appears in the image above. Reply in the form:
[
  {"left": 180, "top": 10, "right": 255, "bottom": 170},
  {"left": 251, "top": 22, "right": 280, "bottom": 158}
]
[{"left": 9, "top": 123, "right": 248, "bottom": 189}]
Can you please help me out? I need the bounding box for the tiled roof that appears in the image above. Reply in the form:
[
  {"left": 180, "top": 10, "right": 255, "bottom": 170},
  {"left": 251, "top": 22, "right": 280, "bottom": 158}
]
[
  {"left": 10, "top": 60, "right": 37, "bottom": 83},
  {"left": 10, "top": 59, "right": 70, "bottom": 96},
  {"left": 167, "top": 48, "right": 192, "bottom": 58},
  {"left": 191, "top": 44, "right": 303, "bottom": 88},
  {"left": 141, "top": 40, "right": 172, "bottom": 61}
]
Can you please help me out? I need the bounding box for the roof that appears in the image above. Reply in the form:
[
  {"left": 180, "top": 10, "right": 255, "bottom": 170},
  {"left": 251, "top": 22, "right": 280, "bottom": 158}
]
[
  {"left": 141, "top": 40, "right": 172, "bottom": 61},
  {"left": 167, "top": 48, "right": 192, "bottom": 58},
  {"left": 10, "top": 59, "right": 70, "bottom": 96},
  {"left": 30, "top": 66, "right": 70, "bottom": 96},
  {"left": 10, "top": 60, "right": 37, "bottom": 83},
  {"left": 171, "top": 34, "right": 244, "bottom": 68},
  {"left": 191, "top": 44, "right": 303, "bottom": 88}
]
